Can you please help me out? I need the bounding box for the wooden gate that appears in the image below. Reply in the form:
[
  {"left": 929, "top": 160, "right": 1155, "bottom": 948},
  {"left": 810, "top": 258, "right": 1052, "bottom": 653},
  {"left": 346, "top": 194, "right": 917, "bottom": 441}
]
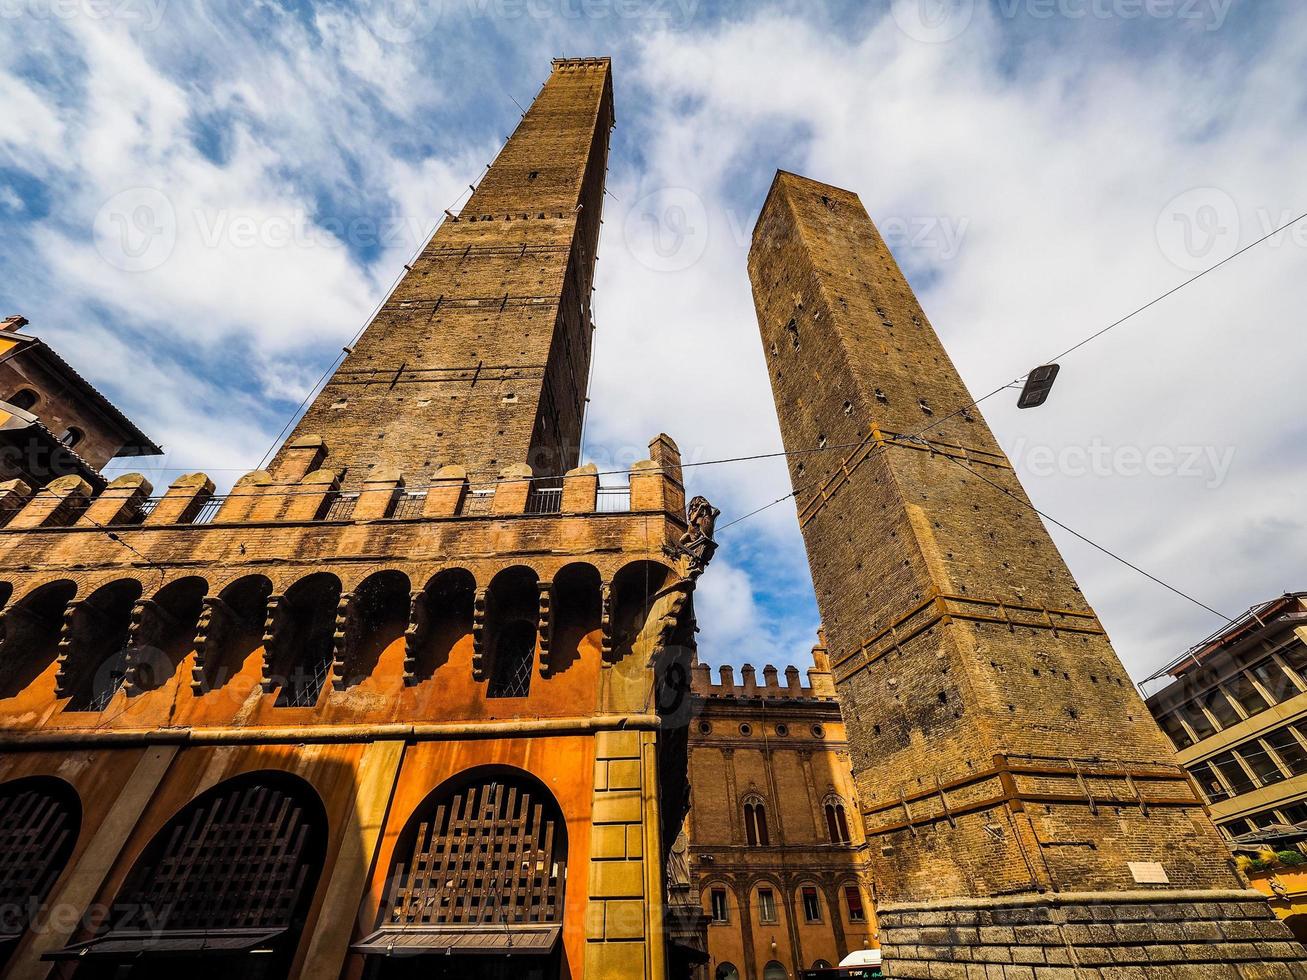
[
  {"left": 0, "top": 779, "right": 79, "bottom": 943},
  {"left": 355, "top": 775, "right": 567, "bottom": 959}
]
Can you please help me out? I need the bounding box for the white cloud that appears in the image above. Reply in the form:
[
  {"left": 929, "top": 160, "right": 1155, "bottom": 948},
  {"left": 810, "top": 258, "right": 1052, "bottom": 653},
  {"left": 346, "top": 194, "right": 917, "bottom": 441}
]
[{"left": 2, "top": 3, "right": 1304, "bottom": 680}]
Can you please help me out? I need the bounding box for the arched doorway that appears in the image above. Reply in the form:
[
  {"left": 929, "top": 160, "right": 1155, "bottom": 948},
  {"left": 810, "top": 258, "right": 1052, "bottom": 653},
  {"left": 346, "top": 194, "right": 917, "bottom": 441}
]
[
  {"left": 357, "top": 768, "right": 568, "bottom": 979},
  {"left": 0, "top": 777, "right": 80, "bottom": 965},
  {"left": 53, "top": 771, "right": 326, "bottom": 978}
]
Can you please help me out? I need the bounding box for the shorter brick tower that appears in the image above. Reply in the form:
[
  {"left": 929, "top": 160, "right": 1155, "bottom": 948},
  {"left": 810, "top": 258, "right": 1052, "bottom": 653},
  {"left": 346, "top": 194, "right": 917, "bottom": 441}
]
[{"left": 748, "top": 171, "right": 1307, "bottom": 976}]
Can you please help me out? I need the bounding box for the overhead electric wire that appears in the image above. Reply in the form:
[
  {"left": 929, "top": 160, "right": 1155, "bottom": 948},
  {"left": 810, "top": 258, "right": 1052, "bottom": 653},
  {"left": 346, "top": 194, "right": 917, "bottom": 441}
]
[
  {"left": 937, "top": 452, "right": 1232, "bottom": 620},
  {"left": 715, "top": 206, "right": 1307, "bottom": 607}
]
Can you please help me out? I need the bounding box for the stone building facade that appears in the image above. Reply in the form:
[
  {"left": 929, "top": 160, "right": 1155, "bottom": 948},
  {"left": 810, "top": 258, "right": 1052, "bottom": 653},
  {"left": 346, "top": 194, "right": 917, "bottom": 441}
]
[
  {"left": 688, "top": 640, "right": 878, "bottom": 980},
  {"left": 747, "top": 171, "right": 1307, "bottom": 976},
  {"left": 0, "top": 58, "right": 711, "bottom": 980}
]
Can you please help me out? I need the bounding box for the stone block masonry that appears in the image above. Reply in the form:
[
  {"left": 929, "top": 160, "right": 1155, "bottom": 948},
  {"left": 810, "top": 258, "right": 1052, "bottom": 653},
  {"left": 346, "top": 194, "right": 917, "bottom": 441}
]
[
  {"left": 274, "top": 58, "right": 614, "bottom": 489},
  {"left": 747, "top": 170, "right": 1307, "bottom": 976}
]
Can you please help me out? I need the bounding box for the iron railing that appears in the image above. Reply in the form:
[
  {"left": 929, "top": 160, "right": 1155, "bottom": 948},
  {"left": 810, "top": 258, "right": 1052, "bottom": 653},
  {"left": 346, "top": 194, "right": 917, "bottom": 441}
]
[
  {"left": 193, "top": 495, "right": 225, "bottom": 525},
  {"left": 525, "top": 485, "right": 563, "bottom": 515},
  {"left": 324, "top": 492, "right": 358, "bottom": 522},
  {"left": 596, "top": 487, "right": 631, "bottom": 513},
  {"left": 391, "top": 492, "right": 427, "bottom": 519}
]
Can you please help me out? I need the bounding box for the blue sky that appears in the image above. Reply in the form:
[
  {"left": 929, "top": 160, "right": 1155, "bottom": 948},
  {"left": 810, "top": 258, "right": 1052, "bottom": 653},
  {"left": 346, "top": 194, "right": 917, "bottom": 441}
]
[{"left": 1, "top": 0, "right": 1305, "bottom": 680}]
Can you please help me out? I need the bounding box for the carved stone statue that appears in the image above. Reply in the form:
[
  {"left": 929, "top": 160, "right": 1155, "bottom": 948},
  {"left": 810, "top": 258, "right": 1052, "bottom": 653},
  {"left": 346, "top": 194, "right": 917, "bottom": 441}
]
[
  {"left": 674, "top": 495, "right": 720, "bottom": 576},
  {"left": 667, "top": 826, "right": 691, "bottom": 889}
]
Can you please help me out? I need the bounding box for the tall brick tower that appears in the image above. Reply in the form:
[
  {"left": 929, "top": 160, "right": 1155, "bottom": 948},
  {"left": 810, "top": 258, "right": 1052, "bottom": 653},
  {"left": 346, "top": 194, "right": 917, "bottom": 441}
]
[
  {"left": 748, "top": 172, "right": 1307, "bottom": 976},
  {"left": 275, "top": 57, "right": 611, "bottom": 486},
  {"left": 0, "top": 59, "right": 711, "bottom": 980}
]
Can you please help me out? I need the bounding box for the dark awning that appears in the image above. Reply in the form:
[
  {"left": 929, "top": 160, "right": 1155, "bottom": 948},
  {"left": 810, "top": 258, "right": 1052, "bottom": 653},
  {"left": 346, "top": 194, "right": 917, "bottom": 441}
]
[
  {"left": 352, "top": 923, "right": 561, "bottom": 956},
  {"left": 44, "top": 928, "right": 285, "bottom": 960},
  {"left": 1229, "top": 822, "right": 1307, "bottom": 848}
]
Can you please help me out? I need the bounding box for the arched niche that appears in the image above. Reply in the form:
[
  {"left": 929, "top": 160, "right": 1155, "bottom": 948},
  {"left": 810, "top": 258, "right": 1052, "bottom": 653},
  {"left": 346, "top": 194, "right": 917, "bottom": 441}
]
[
  {"left": 192, "top": 575, "right": 273, "bottom": 694},
  {"left": 333, "top": 570, "right": 411, "bottom": 690},
  {"left": 124, "top": 576, "right": 207, "bottom": 694},
  {"left": 405, "top": 568, "right": 475, "bottom": 685},
  {"left": 58, "top": 579, "right": 143, "bottom": 712},
  {"left": 607, "top": 560, "right": 678, "bottom": 664},
  {"left": 359, "top": 767, "right": 567, "bottom": 967},
  {"left": 52, "top": 771, "right": 326, "bottom": 973},
  {"left": 0, "top": 776, "right": 80, "bottom": 963},
  {"left": 0, "top": 579, "right": 76, "bottom": 700},
  {"left": 263, "top": 573, "right": 341, "bottom": 708},
  {"left": 478, "top": 566, "right": 539, "bottom": 700},
  {"left": 544, "top": 562, "right": 601, "bottom": 677}
]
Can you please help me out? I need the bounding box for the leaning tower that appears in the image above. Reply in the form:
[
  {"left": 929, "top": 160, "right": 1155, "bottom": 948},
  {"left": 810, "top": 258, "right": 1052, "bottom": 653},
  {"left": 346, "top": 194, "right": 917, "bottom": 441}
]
[
  {"left": 748, "top": 171, "right": 1306, "bottom": 976},
  {"left": 0, "top": 58, "right": 709, "bottom": 980}
]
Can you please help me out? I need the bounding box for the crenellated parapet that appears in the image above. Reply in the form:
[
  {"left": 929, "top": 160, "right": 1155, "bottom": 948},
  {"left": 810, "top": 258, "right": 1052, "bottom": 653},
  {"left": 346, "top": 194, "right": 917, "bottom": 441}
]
[
  {"left": 0, "top": 434, "right": 690, "bottom": 532},
  {"left": 691, "top": 634, "right": 838, "bottom": 702}
]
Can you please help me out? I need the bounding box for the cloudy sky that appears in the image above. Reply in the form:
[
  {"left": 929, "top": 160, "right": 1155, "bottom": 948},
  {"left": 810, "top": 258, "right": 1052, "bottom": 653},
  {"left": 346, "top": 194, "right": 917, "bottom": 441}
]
[{"left": 1, "top": 0, "right": 1304, "bottom": 683}]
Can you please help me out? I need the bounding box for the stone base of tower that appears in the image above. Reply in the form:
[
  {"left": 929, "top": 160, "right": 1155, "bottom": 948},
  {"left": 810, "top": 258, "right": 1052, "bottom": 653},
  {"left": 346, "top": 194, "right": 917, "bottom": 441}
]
[{"left": 877, "top": 890, "right": 1307, "bottom": 978}]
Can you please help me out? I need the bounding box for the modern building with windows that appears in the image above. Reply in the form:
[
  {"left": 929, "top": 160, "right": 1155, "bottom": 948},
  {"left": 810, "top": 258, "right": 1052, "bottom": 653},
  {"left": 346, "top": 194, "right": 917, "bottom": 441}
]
[
  {"left": 688, "top": 638, "right": 877, "bottom": 980},
  {"left": 1144, "top": 592, "right": 1307, "bottom": 838}
]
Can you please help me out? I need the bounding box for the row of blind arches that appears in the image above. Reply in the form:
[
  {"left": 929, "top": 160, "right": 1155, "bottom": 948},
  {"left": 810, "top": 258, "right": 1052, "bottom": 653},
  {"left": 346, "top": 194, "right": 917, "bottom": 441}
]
[
  {"left": 0, "top": 766, "right": 567, "bottom": 975},
  {"left": 0, "top": 559, "right": 671, "bottom": 711}
]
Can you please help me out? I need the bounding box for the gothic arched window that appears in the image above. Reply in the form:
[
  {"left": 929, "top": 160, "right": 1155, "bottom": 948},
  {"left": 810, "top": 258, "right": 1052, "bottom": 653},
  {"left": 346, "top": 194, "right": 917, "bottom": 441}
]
[
  {"left": 743, "top": 796, "right": 769, "bottom": 847},
  {"left": 824, "top": 796, "right": 851, "bottom": 844}
]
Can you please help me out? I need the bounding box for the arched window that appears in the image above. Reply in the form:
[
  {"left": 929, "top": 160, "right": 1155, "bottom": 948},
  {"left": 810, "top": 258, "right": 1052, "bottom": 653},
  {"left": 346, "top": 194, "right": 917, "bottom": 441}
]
[
  {"left": 333, "top": 570, "right": 410, "bottom": 690},
  {"left": 743, "top": 796, "right": 769, "bottom": 847},
  {"left": 50, "top": 772, "right": 325, "bottom": 970},
  {"left": 480, "top": 566, "right": 539, "bottom": 699},
  {"left": 263, "top": 573, "right": 340, "bottom": 708},
  {"left": 58, "top": 426, "right": 83, "bottom": 448},
  {"left": 764, "top": 961, "right": 789, "bottom": 980},
  {"left": 0, "top": 579, "right": 75, "bottom": 700},
  {"left": 58, "top": 579, "right": 141, "bottom": 712},
  {"left": 488, "top": 619, "right": 535, "bottom": 698},
  {"left": 123, "top": 576, "right": 206, "bottom": 694},
  {"left": 0, "top": 777, "right": 80, "bottom": 961},
  {"left": 359, "top": 770, "right": 567, "bottom": 960},
  {"left": 8, "top": 388, "right": 37, "bottom": 411},
  {"left": 715, "top": 964, "right": 740, "bottom": 980},
  {"left": 407, "top": 568, "right": 475, "bottom": 684},
  {"left": 824, "top": 796, "right": 851, "bottom": 844},
  {"left": 192, "top": 575, "right": 271, "bottom": 694}
]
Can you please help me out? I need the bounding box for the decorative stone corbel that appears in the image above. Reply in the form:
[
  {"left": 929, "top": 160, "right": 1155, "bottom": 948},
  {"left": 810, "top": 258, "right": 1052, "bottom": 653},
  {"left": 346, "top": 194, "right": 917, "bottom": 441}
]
[
  {"left": 599, "top": 582, "right": 614, "bottom": 666},
  {"left": 536, "top": 580, "right": 553, "bottom": 676},
  {"left": 330, "top": 592, "right": 360, "bottom": 691},
  {"left": 403, "top": 589, "right": 431, "bottom": 686},
  {"left": 470, "top": 587, "right": 488, "bottom": 680},
  {"left": 123, "top": 598, "right": 179, "bottom": 694},
  {"left": 260, "top": 594, "right": 291, "bottom": 693},
  {"left": 192, "top": 595, "right": 236, "bottom": 694},
  {"left": 53, "top": 600, "right": 93, "bottom": 699}
]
